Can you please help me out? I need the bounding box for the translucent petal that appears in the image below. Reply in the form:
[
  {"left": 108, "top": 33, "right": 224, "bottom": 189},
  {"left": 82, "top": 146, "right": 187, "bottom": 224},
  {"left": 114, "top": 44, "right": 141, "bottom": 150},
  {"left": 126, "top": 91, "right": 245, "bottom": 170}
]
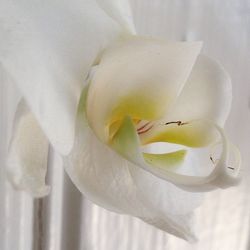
[
  {"left": 63, "top": 89, "right": 202, "bottom": 240},
  {"left": 165, "top": 55, "right": 232, "bottom": 126},
  {"left": 111, "top": 116, "right": 241, "bottom": 191},
  {"left": 140, "top": 55, "right": 232, "bottom": 146},
  {"left": 143, "top": 150, "right": 187, "bottom": 169},
  {"left": 141, "top": 120, "right": 216, "bottom": 147},
  {"left": 6, "top": 100, "right": 50, "bottom": 198},
  {"left": 1, "top": 0, "right": 122, "bottom": 155},
  {"left": 86, "top": 36, "right": 202, "bottom": 142},
  {"left": 96, "top": 0, "right": 136, "bottom": 34}
]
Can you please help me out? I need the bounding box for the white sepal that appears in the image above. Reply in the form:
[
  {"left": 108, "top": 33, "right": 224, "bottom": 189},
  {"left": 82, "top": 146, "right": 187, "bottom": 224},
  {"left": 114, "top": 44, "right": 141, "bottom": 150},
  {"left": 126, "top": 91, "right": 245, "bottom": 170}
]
[
  {"left": 1, "top": 0, "right": 122, "bottom": 155},
  {"left": 96, "top": 0, "right": 136, "bottom": 34},
  {"left": 7, "top": 100, "right": 50, "bottom": 198}
]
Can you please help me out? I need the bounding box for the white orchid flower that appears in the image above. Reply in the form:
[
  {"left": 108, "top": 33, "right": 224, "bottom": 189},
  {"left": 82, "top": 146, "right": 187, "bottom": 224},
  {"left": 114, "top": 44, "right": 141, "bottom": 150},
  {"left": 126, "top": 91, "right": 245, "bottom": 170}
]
[{"left": 1, "top": 0, "right": 241, "bottom": 241}]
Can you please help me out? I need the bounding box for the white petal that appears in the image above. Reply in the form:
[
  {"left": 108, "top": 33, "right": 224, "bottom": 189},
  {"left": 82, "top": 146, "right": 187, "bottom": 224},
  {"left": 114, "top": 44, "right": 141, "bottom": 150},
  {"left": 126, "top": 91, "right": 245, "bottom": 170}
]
[
  {"left": 141, "top": 213, "right": 197, "bottom": 242},
  {"left": 1, "top": 0, "right": 122, "bottom": 155},
  {"left": 65, "top": 126, "right": 201, "bottom": 241},
  {"left": 6, "top": 100, "right": 50, "bottom": 198},
  {"left": 64, "top": 88, "right": 202, "bottom": 240},
  {"left": 87, "top": 36, "right": 202, "bottom": 142},
  {"left": 64, "top": 121, "right": 201, "bottom": 241},
  {"left": 96, "top": 0, "right": 136, "bottom": 34},
  {"left": 166, "top": 55, "right": 232, "bottom": 126},
  {"left": 111, "top": 117, "right": 241, "bottom": 191},
  {"left": 140, "top": 55, "right": 232, "bottom": 145},
  {"left": 129, "top": 166, "right": 202, "bottom": 241}
]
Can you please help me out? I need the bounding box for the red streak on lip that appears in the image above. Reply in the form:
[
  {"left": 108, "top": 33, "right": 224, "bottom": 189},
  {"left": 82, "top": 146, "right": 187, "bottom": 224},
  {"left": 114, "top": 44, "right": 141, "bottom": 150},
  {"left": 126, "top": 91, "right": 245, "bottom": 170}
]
[
  {"left": 137, "top": 122, "right": 150, "bottom": 132},
  {"left": 137, "top": 123, "right": 154, "bottom": 135}
]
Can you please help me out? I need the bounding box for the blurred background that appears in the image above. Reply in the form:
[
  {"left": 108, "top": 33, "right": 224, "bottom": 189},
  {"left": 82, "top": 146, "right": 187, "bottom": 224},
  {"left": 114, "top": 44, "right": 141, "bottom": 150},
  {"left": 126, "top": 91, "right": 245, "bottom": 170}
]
[{"left": 1, "top": 0, "right": 250, "bottom": 249}]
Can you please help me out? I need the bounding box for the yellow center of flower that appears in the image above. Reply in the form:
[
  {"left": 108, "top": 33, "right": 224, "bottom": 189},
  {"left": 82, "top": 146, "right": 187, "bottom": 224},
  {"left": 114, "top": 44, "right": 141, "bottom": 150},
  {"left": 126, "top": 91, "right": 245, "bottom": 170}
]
[
  {"left": 106, "top": 90, "right": 169, "bottom": 139},
  {"left": 107, "top": 91, "right": 215, "bottom": 150}
]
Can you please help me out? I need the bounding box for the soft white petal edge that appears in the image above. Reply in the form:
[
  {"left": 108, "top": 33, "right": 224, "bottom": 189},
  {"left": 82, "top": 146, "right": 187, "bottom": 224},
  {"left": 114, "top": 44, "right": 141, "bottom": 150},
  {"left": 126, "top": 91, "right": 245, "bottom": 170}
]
[
  {"left": 112, "top": 116, "right": 241, "bottom": 192},
  {"left": 86, "top": 36, "right": 202, "bottom": 142},
  {"left": 6, "top": 100, "right": 50, "bottom": 198},
  {"left": 63, "top": 88, "right": 203, "bottom": 241},
  {"left": 165, "top": 55, "right": 232, "bottom": 126},
  {"left": 96, "top": 0, "right": 136, "bottom": 34},
  {"left": 0, "top": 0, "right": 122, "bottom": 155}
]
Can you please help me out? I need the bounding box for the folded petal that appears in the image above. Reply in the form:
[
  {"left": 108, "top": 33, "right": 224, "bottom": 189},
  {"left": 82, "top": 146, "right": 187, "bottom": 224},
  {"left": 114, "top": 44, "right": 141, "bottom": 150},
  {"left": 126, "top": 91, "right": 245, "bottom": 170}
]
[
  {"left": 63, "top": 89, "right": 202, "bottom": 240},
  {"left": 6, "top": 100, "right": 50, "bottom": 198},
  {"left": 165, "top": 55, "right": 232, "bottom": 126},
  {"left": 111, "top": 116, "right": 241, "bottom": 191},
  {"left": 143, "top": 150, "right": 187, "bottom": 169},
  {"left": 128, "top": 165, "right": 201, "bottom": 241},
  {"left": 96, "top": 0, "right": 136, "bottom": 34},
  {"left": 140, "top": 55, "right": 232, "bottom": 146},
  {"left": 141, "top": 213, "right": 197, "bottom": 242},
  {"left": 1, "top": 0, "right": 122, "bottom": 155},
  {"left": 141, "top": 120, "right": 217, "bottom": 147},
  {"left": 86, "top": 36, "right": 202, "bottom": 142}
]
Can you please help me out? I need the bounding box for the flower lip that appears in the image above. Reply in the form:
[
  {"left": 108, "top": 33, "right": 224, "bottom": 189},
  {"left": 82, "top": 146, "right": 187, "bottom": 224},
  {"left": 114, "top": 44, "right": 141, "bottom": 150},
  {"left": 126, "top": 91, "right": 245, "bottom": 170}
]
[{"left": 110, "top": 115, "right": 241, "bottom": 191}]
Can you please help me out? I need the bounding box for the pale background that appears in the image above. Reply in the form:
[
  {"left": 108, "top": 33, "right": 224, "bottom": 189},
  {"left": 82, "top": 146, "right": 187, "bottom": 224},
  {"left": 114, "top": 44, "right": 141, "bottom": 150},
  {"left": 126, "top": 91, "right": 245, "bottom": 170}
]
[{"left": 1, "top": 0, "right": 250, "bottom": 249}]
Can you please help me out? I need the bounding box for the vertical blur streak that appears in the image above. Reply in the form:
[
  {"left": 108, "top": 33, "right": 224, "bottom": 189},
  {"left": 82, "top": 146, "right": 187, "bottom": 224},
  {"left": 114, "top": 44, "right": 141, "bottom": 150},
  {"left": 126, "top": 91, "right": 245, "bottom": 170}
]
[
  {"left": 60, "top": 173, "right": 83, "bottom": 250},
  {"left": 33, "top": 199, "right": 44, "bottom": 250},
  {"left": 0, "top": 81, "right": 33, "bottom": 250},
  {"left": 29, "top": 109, "right": 83, "bottom": 250},
  {"left": 32, "top": 147, "right": 64, "bottom": 250},
  {"left": 0, "top": 78, "right": 10, "bottom": 250}
]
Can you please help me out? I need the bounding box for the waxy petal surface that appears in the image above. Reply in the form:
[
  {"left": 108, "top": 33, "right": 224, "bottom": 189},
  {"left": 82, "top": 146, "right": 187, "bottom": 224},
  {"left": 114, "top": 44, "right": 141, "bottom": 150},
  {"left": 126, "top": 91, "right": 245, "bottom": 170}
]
[
  {"left": 7, "top": 100, "right": 50, "bottom": 197},
  {"left": 64, "top": 89, "right": 202, "bottom": 240},
  {"left": 140, "top": 55, "right": 232, "bottom": 146},
  {"left": 96, "top": 0, "right": 136, "bottom": 34},
  {"left": 1, "top": 0, "right": 123, "bottom": 155},
  {"left": 86, "top": 36, "right": 202, "bottom": 142}
]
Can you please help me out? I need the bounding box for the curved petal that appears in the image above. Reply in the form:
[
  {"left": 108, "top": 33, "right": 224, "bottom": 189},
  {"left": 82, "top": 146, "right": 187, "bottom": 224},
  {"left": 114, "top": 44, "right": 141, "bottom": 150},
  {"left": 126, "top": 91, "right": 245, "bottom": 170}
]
[
  {"left": 63, "top": 90, "right": 203, "bottom": 240},
  {"left": 128, "top": 165, "right": 201, "bottom": 242},
  {"left": 96, "top": 0, "right": 136, "bottom": 34},
  {"left": 166, "top": 55, "right": 232, "bottom": 126},
  {"left": 143, "top": 150, "right": 187, "bottom": 169},
  {"left": 6, "top": 100, "right": 50, "bottom": 198},
  {"left": 86, "top": 36, "right": 202, "bottom": 142},
  {"left": 111, "top": 116, "right": 241, "bottom": 191},
  {"left": 141, "top": 213, "right": 197, "bottom": 242},
  {"left": 1, "top": 0, "right": 122, "bottom": 155},
  {"left": 140, "top": 55, "right": 232, "bottom": 145},
  {"left": 141, "top": 120, "right": 217, "bottom": 147}
]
